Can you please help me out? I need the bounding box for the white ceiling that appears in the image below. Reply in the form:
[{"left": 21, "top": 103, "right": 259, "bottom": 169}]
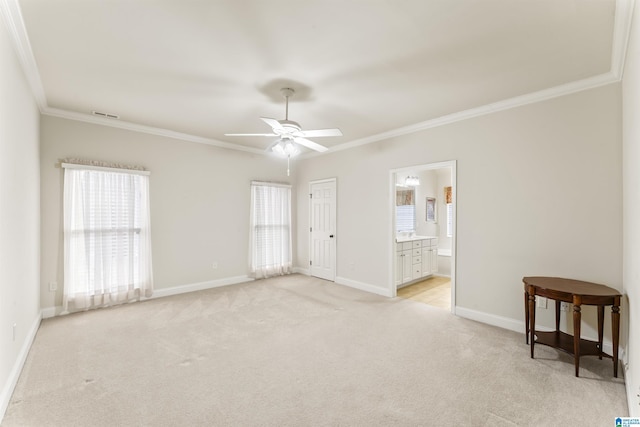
[{"left": 7, "top": 0, "right": 630, "bottom": 154}]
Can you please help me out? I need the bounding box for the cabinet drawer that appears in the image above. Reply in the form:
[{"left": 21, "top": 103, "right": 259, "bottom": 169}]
[
  {"left": 413, "top": 256, "right": 421, "bottom": 265},
  {"left": 413, "top": 248, "right": 421, "bottom": 256},
  {"left": 412, "top": 240, "right": 422, "bottom": 248},
  {"left": 422, "top": 238, "right": 439, "bottom": 247},
  {"left": 413, "top": 265, "right": 422, "bottom": 278}
]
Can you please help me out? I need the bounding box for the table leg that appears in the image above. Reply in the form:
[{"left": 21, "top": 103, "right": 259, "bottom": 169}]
[
  {"left": 525, "top": 290, "right": 529, "bottom": 344},
  {"left": 555, "top": 300, "right": 561, "bottom": 332},
  {"left": 528, "top": 287, "right": 536, "bottom": 358},
  {"left": 597, "top": 306, "right": 604, "bottom": 360},
  {"left": 612, "top": 300, "right": 620, "bottom": 378},
  {"left": 573, "top": 296, "right": 582, "bottom": 377}
]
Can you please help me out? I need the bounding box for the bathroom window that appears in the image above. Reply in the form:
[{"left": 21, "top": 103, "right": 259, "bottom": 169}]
[
  {"left": 444, "top": 186, "right": 453, "bottom": 237},
  {"left": 396, "top": 205, "right": 416, "bottom": 232},
  {"left": 396, "top": 188, "right": 415, "bottom": 233}
]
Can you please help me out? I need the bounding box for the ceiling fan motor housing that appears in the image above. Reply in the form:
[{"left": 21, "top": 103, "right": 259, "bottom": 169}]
[{"left": 278, "top": 120, "right": 302, "bottom": 135}]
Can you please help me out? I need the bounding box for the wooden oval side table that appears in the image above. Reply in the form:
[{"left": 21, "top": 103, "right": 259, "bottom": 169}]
[{"left": 523, "top": 276, "right": 621, "bottom": 377}]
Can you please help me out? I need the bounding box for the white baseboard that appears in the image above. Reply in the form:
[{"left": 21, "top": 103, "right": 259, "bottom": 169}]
[
  {"left": 293, "top": 267, "right": 310, "bottom": 275},
  {"left": 40, "top": 275, "right": 255, "bottom": 319},
  {"left": 41, "top": 306, "right": 60, "bottom": 319},
  {"left": 150, "top": 275, "right": 254, "bottom": 299},
  {"left": 455, "top": 306, "right": 621, "bottom": 359},
  {"left": 455, "top": 306, "right": 523, "bottom": 334},
  {"left": 335, "top": 276, "right": 393, "bottom": 297},
  {"left": 627, "top": 376, "right": 637, "bottom": 417},
  {"left": 0, "top": 313, "right": 41, "bottom": 422}
]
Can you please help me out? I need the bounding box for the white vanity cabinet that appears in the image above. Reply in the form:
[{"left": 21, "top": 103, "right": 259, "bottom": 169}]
[
  {"left": 395, "top": 242, "right": 415, "bottom": 286},
  {"left": 396, "top": 237, "right": 438, "bottom": 288},
  {"left": 421, "top": 238, "right": 438, "bottom": 277}
]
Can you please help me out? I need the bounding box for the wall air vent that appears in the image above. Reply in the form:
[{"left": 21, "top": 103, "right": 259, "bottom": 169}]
[{"left": 91, "top": 110, "right": 120, "bottom": 119}]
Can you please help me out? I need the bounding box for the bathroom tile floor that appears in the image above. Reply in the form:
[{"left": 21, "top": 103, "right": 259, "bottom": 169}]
[{"left": 397, "top": 276, "right": 451, "bottom": 309}]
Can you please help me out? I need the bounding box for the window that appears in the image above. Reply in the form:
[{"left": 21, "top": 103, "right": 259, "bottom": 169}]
[
  {"left": 444, "top": 186, "right": 453, "bottom": 237},
  {"left": 63, "top": 164, "right": 153, "bottom": 311},
  {"left": 249, "top": 182, "right": 292, "bottom": 278},
  {"left": 396, "top": 205, "right": 416, "bottom": 233}
]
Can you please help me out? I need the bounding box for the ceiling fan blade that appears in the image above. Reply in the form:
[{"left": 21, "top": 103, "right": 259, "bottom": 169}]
[
  {"left": 224, "top": 133, "right": 277, "bottom": 137},
  {"left": 299, "top": 128, "right": 343, "bottom": 138},
  {"left": 260, "top": 117, "right": 284, "bottom": 131},
  {"left": 294, "top": 137, "right": 328, "bottom": 152}
]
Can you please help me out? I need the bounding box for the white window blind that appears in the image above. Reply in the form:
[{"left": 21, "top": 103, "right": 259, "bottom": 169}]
[
  {"left": 396, "top": 205, "right": 416, "bottom": 233},
  {"left": 63, "top": 165, "right": 153, "bottom": 311},
  {"left": 249, "top": 182, "right": 292, "bottom": 278}
]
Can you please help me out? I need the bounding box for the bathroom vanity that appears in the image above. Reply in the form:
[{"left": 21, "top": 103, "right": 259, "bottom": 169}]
[{"left": 395, "top": 236, "right": 438, "bottom": 288}]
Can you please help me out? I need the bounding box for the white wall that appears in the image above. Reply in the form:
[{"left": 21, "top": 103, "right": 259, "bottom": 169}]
[
  {"left": 295, "top": 84, "right": 622, "bottom": 339},
  {"left": 40, "top": 116, "right": 291, "bottom": 312},
  {"left": 0, "top": 17, "right": 41, "bottom": 419},
  {"left": 623, "top": 2, "right": 640, "bottom": 416}
]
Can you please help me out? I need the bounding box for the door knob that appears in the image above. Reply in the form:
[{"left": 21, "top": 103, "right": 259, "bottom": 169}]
[{"left": 329, "top": 235, "right": 334, "bottom": 238}]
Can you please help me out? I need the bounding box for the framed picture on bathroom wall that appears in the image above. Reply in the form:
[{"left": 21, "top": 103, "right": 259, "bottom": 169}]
[{"left": 426, "top": 197, "right": 436, "bottom": 222}]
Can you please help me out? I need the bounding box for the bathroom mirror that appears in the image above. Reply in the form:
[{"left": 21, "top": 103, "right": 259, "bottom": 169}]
[{"left": 396, "top": 188, "right": 415, "bottom": 206}]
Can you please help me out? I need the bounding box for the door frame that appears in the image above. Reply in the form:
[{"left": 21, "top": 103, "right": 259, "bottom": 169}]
[
  {"left": 309, "top": 177, "right": 337, "bottom": 281},
  {"left": 389, "top": 160, "right": 457, "bottom": 314}
]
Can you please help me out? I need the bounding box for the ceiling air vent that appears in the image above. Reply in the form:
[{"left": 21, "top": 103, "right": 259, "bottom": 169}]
[{"left": 91, "top": 110, "right": 119, "bottom": 119}]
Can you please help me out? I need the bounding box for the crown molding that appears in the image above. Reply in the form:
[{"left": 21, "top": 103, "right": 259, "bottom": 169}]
[
  {"left": 314, "top": 72, "right": 618, "bottom": 157},
  {"left": 313, "top": 0, "right": 635, "bottom": 157},
  {"left": 0, "top": 0, "right": 46, "bottom": 110},
  {"left": 2, "top": 0, "right": 635, "bottom": 157},
  {"left": 42, "top": 107, "right": 266, "bottom": 155},
  {"left": 611, "top": 0, "right": 636, "bottom": 79}
]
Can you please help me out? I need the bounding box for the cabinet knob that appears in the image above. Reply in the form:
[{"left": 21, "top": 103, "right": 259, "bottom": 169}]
[{"left": 329, "top": 235, "right": 334, "bottom": 238}]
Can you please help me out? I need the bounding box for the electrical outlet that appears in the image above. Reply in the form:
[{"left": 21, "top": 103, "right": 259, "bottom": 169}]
[
  {"left": 212, "top": 262, "right": 218, "bottom": 269},
  {"left": 49, "top": 282, "right": 57, "bottom": 292},
  {"left": 537, "top": 296, "right": 547, "bottom": 309},
  {"left": 560, "top": 302, "right": 570, "bottom": 312}
]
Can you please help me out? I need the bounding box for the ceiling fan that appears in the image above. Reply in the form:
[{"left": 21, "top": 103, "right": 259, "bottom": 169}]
[{"left": 224, "top": 88, "right": 342, "bottom": 155}]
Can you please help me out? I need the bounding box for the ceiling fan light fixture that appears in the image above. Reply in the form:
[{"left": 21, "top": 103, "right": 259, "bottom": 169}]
[{"left": 272, "top": 138, "right": 300, "bottom": 158}]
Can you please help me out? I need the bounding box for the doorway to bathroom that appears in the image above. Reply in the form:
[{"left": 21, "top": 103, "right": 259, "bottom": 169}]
[{"left": 390, "top": 160, "right": 456, "bottom": 313}]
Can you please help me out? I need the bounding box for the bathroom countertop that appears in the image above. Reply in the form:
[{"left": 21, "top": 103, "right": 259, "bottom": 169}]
[{"left": 395, "top": 235, "right": 438, "bottom": 243}]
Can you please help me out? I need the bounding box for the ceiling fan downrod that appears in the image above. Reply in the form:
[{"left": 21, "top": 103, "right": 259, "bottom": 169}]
[{"left": 281, "top": 87, "right": 295, "bottom": 121}]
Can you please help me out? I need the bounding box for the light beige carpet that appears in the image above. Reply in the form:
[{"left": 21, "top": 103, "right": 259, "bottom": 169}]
[{"left": 2, "top": 274, "right": 628, "bottom": 426}]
